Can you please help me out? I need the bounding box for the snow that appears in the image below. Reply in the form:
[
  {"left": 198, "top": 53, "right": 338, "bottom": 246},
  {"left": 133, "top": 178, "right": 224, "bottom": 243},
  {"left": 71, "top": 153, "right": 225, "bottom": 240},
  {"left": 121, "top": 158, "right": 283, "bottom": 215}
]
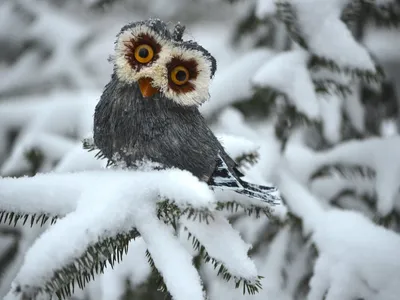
[
  {"left": 255, "top": 226, "right": 292, "bottom": 300},
  {"left": 182, "top": 213, "right": 258, "bottom": 281},
  {"left": 54, "top": 143, "right": 106, "bottom": 173},
  {"left": 216, "top": 134, "right": 260, "bottom": 161},
  {"left": 319, "top": 94, "right": 343, "bottom": 144},
  {"left": 252, "top": 50, "right": 321, "bottom": 120},
  {"left": 364, "top": 27, "right": 400, "bottom": 62},
  {"left": 284, "top": 136, "right": 400, "bottom": 216},
  {"left": 291, "top": 0, "right": 376, "bottom": 72},
  {"left": 1, "top": 133, "right": 77, "bottom": 176},
  {"left": 5, "top": 167, "right": 267, "bottom": 300},
  {"left": 343, "top": 84, "right": 365, "bottom": 133},
  {"left": 213, "top": 108, "right": 260, "bottom": 141},
  {"left": 0, "top": 90, "right": 99, "bottom": 175},
  {"left": 278, "top": 168, "right": 400, "bottom": 300},
  {"left": 317, "top": 137, "right": 400, "bottom": 216},
  {"left": 97, "top": 238, "right": 151, "bottom": 300},
  {"left": 2, "top": 0, "right": 400, "bottom": 299},
  {"left": 255, "top": 0, "right": 276, "bottom": 19},
  {"left": 201, "top": 49, "right": 275, "bottom": 118},
  {"left": 134, "top": 206, "right": 205, "bottom": 300},
  {"left": 0, "top": 173, "right": 82, "bottom": 218}
]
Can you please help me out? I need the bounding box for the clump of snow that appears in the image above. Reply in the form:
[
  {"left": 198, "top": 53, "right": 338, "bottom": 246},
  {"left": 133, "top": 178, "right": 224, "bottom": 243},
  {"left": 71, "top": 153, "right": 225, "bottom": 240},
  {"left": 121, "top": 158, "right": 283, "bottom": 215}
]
[
  {"left": 95, "top": 238, "right": 152, "bottom": 300},
  {"left": 319, "top": 94, "right": 343, "bottom": 144},
  {"left": 343, "top": 84, "right": 365, "bottom": 133},
  {"left": 252, "top": 49, "right": 321, "bottom": 120},
  {"left": 54, "top": 143, "right": 106, "bottom": 173},
  {"left": 278, "top": 168, "right": 400, "bottom": 300},
  {"left": 291, "top": 0, "right": 376, "bottom": 72},
  {"left": 284, "top": 136, "right": 400, "bottom": 216},
  {"left": 3, "top": 167, "right": 269, "bottom": 300},
  {"left": 182, "top": 213, "right": 257, "bottom": 282}
]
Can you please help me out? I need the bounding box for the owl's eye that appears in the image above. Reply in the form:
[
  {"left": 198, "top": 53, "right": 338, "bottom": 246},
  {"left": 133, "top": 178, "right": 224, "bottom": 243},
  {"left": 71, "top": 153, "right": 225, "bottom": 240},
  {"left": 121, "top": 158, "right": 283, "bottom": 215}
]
[
  {"left": 134, "top": 44, "right": 154, "bottom": 64},
  {"left": 170, "top": 66, "right": 189, "bottom": 85}
]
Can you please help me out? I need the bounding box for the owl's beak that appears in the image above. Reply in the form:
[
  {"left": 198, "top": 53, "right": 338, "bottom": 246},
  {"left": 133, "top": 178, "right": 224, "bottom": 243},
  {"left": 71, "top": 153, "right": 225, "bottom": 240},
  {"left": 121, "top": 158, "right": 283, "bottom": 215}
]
[{"left": 138, "top": 77, "right": 159, "bottom": 98}]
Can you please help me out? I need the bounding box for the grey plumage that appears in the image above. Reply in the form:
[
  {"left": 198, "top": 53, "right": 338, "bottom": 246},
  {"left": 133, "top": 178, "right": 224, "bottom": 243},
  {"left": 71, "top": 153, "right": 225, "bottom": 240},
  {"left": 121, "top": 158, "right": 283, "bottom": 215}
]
[
  {"left": 93, "top": 19, "right": 280, "bottom": 204},
  {"left": 94, "top": 73, "right": 237, "bottom": 181}
]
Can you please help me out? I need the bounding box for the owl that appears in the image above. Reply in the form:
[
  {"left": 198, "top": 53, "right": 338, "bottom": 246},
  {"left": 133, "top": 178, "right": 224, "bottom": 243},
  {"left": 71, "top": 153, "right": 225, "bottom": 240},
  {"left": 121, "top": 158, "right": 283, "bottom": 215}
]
[{"left": 93, "top": 19, "right": 280, "bottom": 204}]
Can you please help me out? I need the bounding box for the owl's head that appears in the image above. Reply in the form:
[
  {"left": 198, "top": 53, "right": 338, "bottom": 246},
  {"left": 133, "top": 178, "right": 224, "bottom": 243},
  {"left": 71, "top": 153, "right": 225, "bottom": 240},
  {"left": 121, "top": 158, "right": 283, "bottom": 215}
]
[{"left": 112, "top": 19, "right": 217, "bottom": 107}]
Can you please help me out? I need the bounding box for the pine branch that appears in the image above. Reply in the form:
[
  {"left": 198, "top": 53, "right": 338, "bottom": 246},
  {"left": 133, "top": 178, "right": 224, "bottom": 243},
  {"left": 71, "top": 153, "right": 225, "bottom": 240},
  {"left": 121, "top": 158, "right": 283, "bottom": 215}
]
[
  {"left": 145, "top": 250, "right": 172, "bottom": 300},
  {"left": 216, "top": 201, "right": 274, "bottom": 219},
  {"left": 157, "top": 199, "right": 214, "bottom": 226},
  {"left": 308, "top": 55, "right": 384, "bottom": 84},
  {"left": 310, "top": 163, "right": 376, "bottom": 182},
  {"left": 235, "top": 151, "right": 259, "bottom": 168},
  {"left": 276, "top": 0, "right": 308, "bottom": 49},
  {"left": 343, "top": 0, "right": 400, "bottom": 28},
  {"left": 0, "top": 211, "right": 57, "bottom": 227},
  {"left": 15, "top": 229, "right": 141, "bottom": 300},
  {"left": 313, "top": 79, "right": 353, "bottom": 98},
  {"left": 186, "top": 231, "right": 263, "bottom": 295},
  {"left": 274, "top": 103, "right": 320, "bottom": 151}
]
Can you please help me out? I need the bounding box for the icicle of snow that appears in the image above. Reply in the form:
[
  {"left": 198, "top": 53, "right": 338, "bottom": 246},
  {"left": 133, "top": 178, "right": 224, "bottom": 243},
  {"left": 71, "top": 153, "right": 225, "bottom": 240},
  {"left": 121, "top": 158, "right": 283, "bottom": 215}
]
[
  {"left": 201, "top": 49, "right": 275, "bottom": 118},
  {"left": 252, "top": 50, "right": 320, "bottom": 120},
  {"left": 182, "top": 213, "right": 258, "bottom": 282}
]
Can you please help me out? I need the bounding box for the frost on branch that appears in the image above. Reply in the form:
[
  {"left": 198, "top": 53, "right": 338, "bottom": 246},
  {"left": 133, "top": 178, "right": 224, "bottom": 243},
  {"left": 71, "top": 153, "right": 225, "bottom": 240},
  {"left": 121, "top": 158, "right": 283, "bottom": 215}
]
[{"left": 1, "top": 166, "right": 271, "bottom": 300}]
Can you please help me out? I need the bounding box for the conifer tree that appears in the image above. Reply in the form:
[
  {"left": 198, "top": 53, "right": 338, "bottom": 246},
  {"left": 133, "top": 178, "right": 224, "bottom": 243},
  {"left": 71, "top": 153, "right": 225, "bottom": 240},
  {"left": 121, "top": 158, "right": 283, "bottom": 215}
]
[{"left": 1, "top": 0, "right": 400, "bottom": 300}]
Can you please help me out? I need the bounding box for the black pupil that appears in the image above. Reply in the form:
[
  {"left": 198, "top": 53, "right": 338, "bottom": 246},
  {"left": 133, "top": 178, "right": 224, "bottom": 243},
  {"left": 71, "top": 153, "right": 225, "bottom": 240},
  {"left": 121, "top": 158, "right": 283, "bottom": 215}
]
[
  {"left": 138, "top": 47, "right": 149, "bottom": 58},
  {"left": 176, "top": 70, "right": 187, "bottom": 82}
]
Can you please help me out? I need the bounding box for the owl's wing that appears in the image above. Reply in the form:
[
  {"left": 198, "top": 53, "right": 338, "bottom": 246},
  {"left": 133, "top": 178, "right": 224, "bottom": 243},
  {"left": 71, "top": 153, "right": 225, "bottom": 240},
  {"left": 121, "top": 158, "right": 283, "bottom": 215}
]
[{"left": 208, "top": 153, "right": 280, "bottom": 204}]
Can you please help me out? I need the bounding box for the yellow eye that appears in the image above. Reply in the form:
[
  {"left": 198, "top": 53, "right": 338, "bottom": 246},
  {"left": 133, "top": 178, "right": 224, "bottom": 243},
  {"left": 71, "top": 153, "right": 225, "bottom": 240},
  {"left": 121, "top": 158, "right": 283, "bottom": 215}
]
[
  {"left": 170, "top": 66, "right": 189, "bottom": 85},
  {"left": 134, "top": 44, "right": 154, "bottom": 64}
]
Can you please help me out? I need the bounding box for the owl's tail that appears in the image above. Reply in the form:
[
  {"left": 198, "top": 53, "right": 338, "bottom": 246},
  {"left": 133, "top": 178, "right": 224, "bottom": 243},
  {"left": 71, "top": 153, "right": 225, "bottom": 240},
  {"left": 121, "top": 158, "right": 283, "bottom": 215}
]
[
  {"left": 208, "top": 155, "right": 281, "bottom": 205},
  {"left": 236, "top": 179, "right": 281, "bottom": 205}
]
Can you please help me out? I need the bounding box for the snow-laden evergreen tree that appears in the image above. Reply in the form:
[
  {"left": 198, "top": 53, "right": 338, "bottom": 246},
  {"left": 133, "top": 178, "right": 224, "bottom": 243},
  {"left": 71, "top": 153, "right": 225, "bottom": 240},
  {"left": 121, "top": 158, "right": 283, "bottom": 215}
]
[{"left": 1, "top": 0, "right": 400, "bottom": 299}]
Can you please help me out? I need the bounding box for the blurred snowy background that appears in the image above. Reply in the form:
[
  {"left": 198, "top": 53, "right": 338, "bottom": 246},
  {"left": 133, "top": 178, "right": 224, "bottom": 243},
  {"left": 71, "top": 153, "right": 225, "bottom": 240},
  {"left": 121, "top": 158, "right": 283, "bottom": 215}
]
[{"left": 1, "top": 0, "right": 400, "bottom": 299}]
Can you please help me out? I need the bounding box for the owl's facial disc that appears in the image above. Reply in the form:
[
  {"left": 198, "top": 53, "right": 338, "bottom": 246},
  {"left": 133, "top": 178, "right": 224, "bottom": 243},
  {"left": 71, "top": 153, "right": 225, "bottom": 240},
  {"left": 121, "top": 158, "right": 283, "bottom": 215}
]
[{"left": 113, "top": 19, "right": 217, "bottom": 106}]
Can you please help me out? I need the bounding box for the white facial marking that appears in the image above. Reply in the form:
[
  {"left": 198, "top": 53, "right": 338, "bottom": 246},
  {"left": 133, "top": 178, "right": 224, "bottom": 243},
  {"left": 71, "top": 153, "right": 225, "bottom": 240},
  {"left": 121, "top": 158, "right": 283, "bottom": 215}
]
[{"left": 113, "top": 25, "right": 214, "bottom": 107}]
